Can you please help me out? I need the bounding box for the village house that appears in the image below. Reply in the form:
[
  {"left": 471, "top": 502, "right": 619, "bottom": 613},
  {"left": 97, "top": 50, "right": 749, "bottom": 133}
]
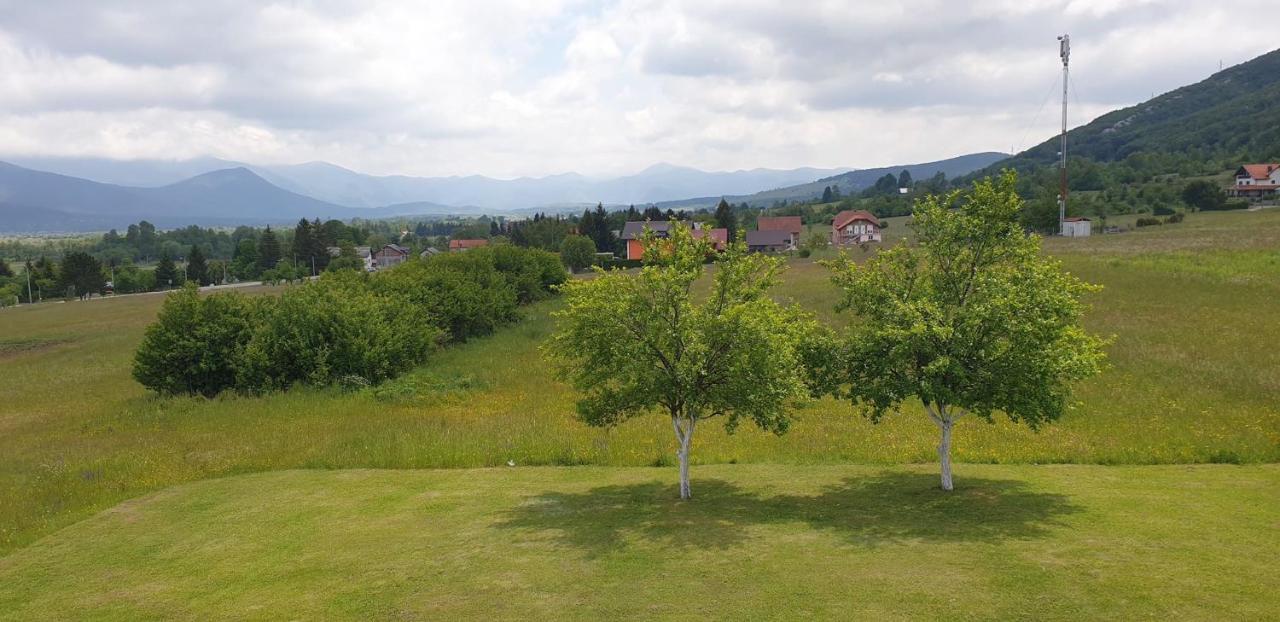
[
  {"left": 745, "top": 229, "right": 794, "bottom": 253},
  {"left": 372, "top": 244, "right": 410, "bottom": 269},
  {"left": 449, "top": 239, "right": 490, "bottom": 252},
  {"left": 620, "top": 221, "right": 728, "bottom": 260},
  {"left": 755, "top": 216, "right": 803, "bottom": 248},
  {"left": 1226, "top": 163, "right": 1280, "bottom": 200},
  {"left": 326, "top": 245, "right": 376, "bottom": 272},
  {"left": 831, "top": 210, "right": 882, "bottom": 246}
]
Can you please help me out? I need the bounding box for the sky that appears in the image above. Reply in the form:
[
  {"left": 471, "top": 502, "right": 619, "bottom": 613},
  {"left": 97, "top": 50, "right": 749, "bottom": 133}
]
[{"left": 0, "top": 0, "right": 1275, "bottom": 179}]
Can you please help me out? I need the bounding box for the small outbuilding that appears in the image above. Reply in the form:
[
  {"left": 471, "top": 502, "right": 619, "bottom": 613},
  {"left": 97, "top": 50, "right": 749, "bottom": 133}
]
[
  {"left": 1061, "top": 217, "right": 1091, "bottom": 237},
  {"left": 745, "top": 229, "right": 794, "bottom": 253}
]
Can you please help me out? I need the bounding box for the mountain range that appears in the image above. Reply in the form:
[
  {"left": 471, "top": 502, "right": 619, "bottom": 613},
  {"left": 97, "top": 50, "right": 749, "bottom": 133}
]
[{"left": 0, "top": 154, "right": 1000, "bottom": 232}]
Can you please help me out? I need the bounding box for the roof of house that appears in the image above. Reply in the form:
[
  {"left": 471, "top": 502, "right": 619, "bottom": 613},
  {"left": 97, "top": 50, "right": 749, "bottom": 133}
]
[
  {"left": 1063, "top": 217, "right": 1091, "bottom": 222},
  {"left": 746, "top": 230, "right": 793, "bottom": 246},
  {"left": 1237, "top": 163, "right": 1280, "bottom": 179},
  {"left": 420, "top": 247, "right": 441, "bottom": 257},
  {"left": 620, "top": 220, "right": 674, "bottom": 239},
  {"left": 756, "top": 216, "right": 803, "bottom": 234},
  {"left": 692, "top": 227, "right": 728, "bottom": 245},
  {"left": 833, "top": 210, "right": 880, "bottom": 229},
  {"left": 378, "top": 244, "right": 410, "bottom": 255},
  {"left": 448, "top": 239, "right": 489, "bottom": 250},
  {"left": 326, "top": 245, "right": 372, "bottom": 258}
]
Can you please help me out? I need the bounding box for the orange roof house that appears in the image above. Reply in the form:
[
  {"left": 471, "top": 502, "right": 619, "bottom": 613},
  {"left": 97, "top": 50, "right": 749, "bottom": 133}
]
[
  {"left": 831, "top": 210, "right": 881, "bottom": 246},
  {"left": 449, "top": 239, "right": 490, "bottom": 252},
  {"left": 620, "top": 221, "right": 728, "bottom": 260}
]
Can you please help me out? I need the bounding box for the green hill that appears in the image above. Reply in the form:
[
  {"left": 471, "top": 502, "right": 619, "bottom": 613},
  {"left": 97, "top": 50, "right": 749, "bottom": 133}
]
[{"left": 994, "top": 47, "right": 1280, "bottom": 174}]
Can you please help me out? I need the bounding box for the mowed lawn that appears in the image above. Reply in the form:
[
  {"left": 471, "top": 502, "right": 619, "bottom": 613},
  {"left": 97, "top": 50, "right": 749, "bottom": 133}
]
[
  {"left": 1, "top": 210, "right": 1279, "bottom": 556},
  {"left": 1, "top": 464, "right": 1277, "bottom": 620}
]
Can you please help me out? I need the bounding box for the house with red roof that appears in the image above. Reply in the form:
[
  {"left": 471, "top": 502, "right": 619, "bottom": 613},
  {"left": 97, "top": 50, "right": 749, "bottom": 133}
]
[
  {"left": 620, "top": 221, "right": 728, "bottom": 260},
  {"left": 831, "top": 210, "right": 881, "bottom": 246},
  {"left": 449, "top": 239, "right": 490, "bottom": 252},
  {"left": 1227, "top": 163, "right": 1280, "bottom": 200},
  {"left": 755, "top": 216, "right": 803, "bottom": 248}
]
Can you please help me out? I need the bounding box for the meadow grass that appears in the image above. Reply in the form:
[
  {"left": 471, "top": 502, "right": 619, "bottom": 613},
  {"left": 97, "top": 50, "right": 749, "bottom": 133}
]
[
  {"left": 0, "top": 463, "right": 1276, "bottom": 620},
  {"left": 1, "top": 210, "right": 1278, "bottom": 555}
]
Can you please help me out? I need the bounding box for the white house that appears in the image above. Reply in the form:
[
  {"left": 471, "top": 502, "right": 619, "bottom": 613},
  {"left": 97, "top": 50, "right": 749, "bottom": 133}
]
[
  {"left": 1227, "top": 163, "right": 1280, "bottom": 200},
  {"left": 1062, "top": 217, "right": 1091, "bottom": 237},
  {"left": 831, "top": 210, "right": 882, "bottom": 246}
]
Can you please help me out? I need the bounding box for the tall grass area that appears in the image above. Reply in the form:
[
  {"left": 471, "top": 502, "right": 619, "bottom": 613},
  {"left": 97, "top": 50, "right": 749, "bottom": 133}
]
[{"left": 1, "top": 209, "right": 1278, "bottom": 553}]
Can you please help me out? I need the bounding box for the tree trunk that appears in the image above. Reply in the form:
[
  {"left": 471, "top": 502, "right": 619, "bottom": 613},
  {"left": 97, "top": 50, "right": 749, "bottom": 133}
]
[
  {"left": 937, "top": 417, "right": 954, "bottom": 491},
  {"left": 672, "top": 414, "right": 695, "bottom": 499}
]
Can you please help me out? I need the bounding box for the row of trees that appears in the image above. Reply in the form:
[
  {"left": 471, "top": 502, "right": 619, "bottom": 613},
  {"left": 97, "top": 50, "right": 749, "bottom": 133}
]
[
  {"left": 133, "top": 245, "right": 567, "bottom": 397},
  {"left": 547, "top": 173, "right": 1106, "bottom": 496}
]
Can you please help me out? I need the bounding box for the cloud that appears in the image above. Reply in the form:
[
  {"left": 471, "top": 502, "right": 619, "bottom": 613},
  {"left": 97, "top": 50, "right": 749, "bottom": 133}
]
[{"left": 0, "top": 0, "right": 1274, "bottom": 177}]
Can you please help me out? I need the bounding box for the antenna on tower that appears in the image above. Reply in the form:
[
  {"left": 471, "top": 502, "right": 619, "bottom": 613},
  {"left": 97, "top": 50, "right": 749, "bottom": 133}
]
[{"left": 1057, "top": 34, "right": 1070, "bottom": 236}]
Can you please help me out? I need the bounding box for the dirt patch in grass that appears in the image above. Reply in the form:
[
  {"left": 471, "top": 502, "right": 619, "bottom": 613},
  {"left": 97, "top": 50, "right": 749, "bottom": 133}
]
[{"left": 0, "top": 338, "right": 72, "bottom": 360}]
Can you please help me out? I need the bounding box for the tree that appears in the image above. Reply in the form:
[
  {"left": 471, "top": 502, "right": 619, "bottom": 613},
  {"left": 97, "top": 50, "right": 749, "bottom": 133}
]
[
  {"left": 560, "top": 235, "right": 596, "bottom": 273},
  {"left": 0, "top": 258, "right": 12, "bottom": 278},
  {"left": 713, "top": 198, "right": 738, "bottom": 241},
  {"left": 58, "top": 252, "right": 105, "bottom": 300},
  {"left": 155, "top": 250, "right": 179, "bottom": 289},
  {"left": 186, "top": 245, "right": 210, "bottom": 286},
  {"left": 132, "top": 284, "right": 260, "bottom": 397},
  {"left": 897, "top": 169, "right": 913, "bottom": 189},
  {"left": 828, "top": 172, "right": 1106, "bottom": 490},
  {"left": 546, "top": 224, "right": 818, "bottom": 499},
  {"left": 1181, "top": 180, "right": 1226, "bottom": 211},
  {"left": 326, "top": 241, "right": 364, "bottom": 272},
  {"left": 821, "top": 186, "right": 833, "bottom": 203},
  {"left": 231, "top": 239, "right": 260, "bottom": 280},
  {"left": 258, "top": 227, "right": 282, "bottom": 271}
]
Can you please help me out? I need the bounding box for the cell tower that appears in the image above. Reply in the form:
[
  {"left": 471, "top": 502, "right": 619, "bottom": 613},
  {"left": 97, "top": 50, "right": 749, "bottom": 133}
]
[{"left": 1057, "top": 34, "right": 1070, "bottom": 235}]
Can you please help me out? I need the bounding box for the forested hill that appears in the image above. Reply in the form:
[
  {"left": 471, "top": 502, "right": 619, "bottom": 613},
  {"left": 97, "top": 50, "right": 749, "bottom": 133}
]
[{"left": 992, "top": 46, "right": 1280, "bottom": 173}]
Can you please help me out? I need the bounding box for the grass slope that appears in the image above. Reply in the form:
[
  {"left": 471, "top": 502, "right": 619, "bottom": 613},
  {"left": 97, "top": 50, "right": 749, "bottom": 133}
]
[
  {"left": 1, "top": 464, "right": 1277, "bottom": 620},
  {"left": 1, "top": 210, "right": 1278, "bottom": 555}
]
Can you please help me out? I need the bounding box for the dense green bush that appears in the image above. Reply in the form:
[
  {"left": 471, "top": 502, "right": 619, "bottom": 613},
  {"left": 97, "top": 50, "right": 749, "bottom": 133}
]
[
  {"left": 371, "top": 256, "right": 519, "bottom": 343},
  {"left": 235, "top": 272, "right": 440, "bottom": 392},
  {"left": 1165, "top": 212, "right": 1185, "bottom": 224},
  {"left": 132, "top": 284, "right": 263, "bottom": 397},
  {"left": 1153, "top": 206, "right": 1176, "bottom": 216},
  {"left": 134, "top": 244, "right": 563, "bottom": 397},
  {"left": 1136, "top": 217, "right": 1163, "bottom": 227}
]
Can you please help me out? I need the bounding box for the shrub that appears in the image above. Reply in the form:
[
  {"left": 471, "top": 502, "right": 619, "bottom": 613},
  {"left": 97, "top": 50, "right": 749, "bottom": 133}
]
[
  {"left": 372, "top": 256, "right": 519, "bottom": 342},
  {"left": 1153, "top": 206, "right": 1175, "bottom": 216},
  {"left": 797, "top": 248, "right": 812, "bottom": 258},
  {"left": 1135, "top": 217, "right": 1163, "bottom": 227},
  {"left": 236, "top": 272, "right": 440, "bottom": 392},
  {"left": 1222, "top": 199, "right": 1249, "bottom": 211},
  {"left": 132, "top": 284, "right": 262, "bottom": 397},
  {"left": 1165, "top": 212, "right": 1185, "bottom": 224},
  {"left": 560, "top": 235, "right": 596, "bottom": 273}
]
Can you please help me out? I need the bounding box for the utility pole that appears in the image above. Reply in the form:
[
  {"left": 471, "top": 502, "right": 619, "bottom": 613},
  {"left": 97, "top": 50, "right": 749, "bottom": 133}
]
[
  {"left": 25, "top": 259, "right": 33, "bottom": 305},
  {"left": 1057, "top": 34, "right": 1070, "bottom": 236}
]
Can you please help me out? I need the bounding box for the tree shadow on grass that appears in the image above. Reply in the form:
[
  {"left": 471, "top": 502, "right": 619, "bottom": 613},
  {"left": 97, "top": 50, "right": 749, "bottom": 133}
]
[{"left": 495, "top": 472, "right": 1082, "bottom": 557}]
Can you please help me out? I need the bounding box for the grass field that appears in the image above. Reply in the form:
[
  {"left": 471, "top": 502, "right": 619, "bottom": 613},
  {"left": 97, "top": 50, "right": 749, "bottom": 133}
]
[
  {"left": 1, "top": 464, "right": 1276, "bottom": 620},
  {"left": 1, "top": 209, "right": 1278, "bottom": 560}
]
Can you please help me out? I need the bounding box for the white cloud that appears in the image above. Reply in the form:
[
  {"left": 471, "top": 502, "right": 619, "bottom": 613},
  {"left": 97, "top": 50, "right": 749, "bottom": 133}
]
[{"left": 0, "top": 0, "right": 1274, "bottom": 177}]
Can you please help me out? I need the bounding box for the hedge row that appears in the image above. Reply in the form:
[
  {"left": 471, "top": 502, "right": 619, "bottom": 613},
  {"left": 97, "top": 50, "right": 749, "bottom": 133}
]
[{"left": 133, "top": 245, "right": 567, "bottom": 397}]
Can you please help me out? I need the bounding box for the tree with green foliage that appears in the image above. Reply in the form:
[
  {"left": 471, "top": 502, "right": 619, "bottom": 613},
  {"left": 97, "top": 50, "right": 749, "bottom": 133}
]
[
  {"left": 258, "top": 227, "right": 282, "bottom": 271},
  {"left": 231, "top": 239, "right": 260, "bottom": 280},
  {"left": 59, "top": 251, "right": 105, "bottom": 300},
  {"left": 186, "top": 245, "right": 209, "bottom": 286},
  {"left": 133, "top": 284, "right": 261, "bottom": 397},
  {"left": 0, "top": 258, "right": 12, "bottom": 278},
  {"left": 828, "top": 172, "right": 1106, "bottom": 490},
  {"left": 560, "top": 235, "right": 596, "bottom": 273},
  {"left": 1181, "top": 180, "right": 1227, "bottom": 211},
  {"left": 821, "top": 186, "right": 833, "bottom": 203},
  {"left": 713, "top": 198, "right": 738, "bottom": 240},
  {"left": 154, "top": 250, "right": 179, "bottom": 289},
  {"left": 897, "top": 169, "right": 912, "bottom": 189},
  {"left": 326, "top": 242, "right": 364, "bottom": 272},
  {"left": 546, "top": 224, "right": 819, "bottom": 499}
]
